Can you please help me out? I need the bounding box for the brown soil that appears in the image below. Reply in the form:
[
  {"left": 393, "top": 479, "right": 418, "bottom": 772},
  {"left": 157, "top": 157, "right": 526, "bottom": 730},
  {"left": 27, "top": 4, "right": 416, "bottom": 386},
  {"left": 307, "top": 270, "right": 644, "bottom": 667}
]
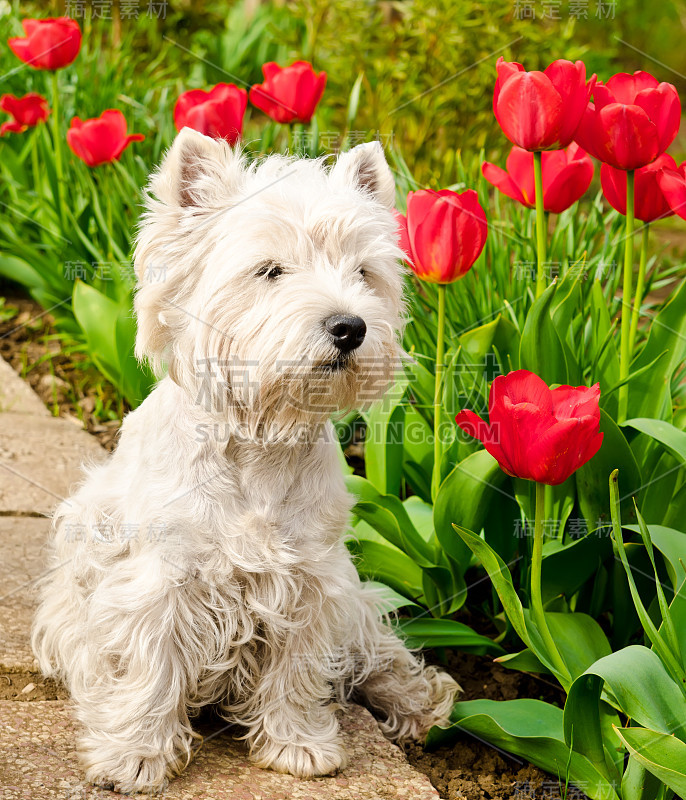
[
  {"left": 403, "top": 651, "right": 570, "bottom": 800},
  {"left": 0, "top": 290, "right": 574, "bottom": 799},
  {"left": 0, "top": 293, "right": 124, "bottom": 451},
  {"left": 0, "top": 670, "right": 67, "bottom": 702}
]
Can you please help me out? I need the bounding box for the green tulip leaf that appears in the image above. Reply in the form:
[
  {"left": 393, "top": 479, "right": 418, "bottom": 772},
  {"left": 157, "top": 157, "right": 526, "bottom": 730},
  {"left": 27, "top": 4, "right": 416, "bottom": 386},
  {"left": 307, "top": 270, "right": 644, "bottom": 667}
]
[
  {"left": 72, "top": 280, "right": 123, "bottom": 387},
  {"left": 452, "top": 524, "right": 530, "bottom": 648},
  {"left": 434, "top": 450, "right": 507, "bottom": 569},
  {"left": 614, "top": 726, "right": 686, "bottom": 796},
  {"left": 363, "top": 580, "right": 421, "bottom": 613},
  {"left": 575, "top": 409, "right": 641, "bottom": 529},
  {"left": 519, "top": 280, "right": 568, "bottom": 385},
  {"left": 566, "top": 646, "right": 686, "bottom": 744},
  {"left": 346, "top": 539, "right": 423, "bottom": 602},
  {"left": 395, "top": 617, "right": 503, "bottom": 653},
  {"left": 627, "top": 278, "right": 686, "bottom": 421},
  {"left": 362, "top": 374, "right": 409, "bottom": 496},
  {"left": 541, "top": 534, "right": 613, "bottom": 603},
  {"left": 622, "top": 417, "right": 686, "bottom": 464}
]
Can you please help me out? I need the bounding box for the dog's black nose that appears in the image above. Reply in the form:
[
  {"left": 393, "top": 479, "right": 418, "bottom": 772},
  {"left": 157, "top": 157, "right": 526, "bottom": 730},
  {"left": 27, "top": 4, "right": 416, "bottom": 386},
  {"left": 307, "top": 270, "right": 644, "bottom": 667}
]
[{"left": 324, "top": 314, "right": 367, "bottom": 352}]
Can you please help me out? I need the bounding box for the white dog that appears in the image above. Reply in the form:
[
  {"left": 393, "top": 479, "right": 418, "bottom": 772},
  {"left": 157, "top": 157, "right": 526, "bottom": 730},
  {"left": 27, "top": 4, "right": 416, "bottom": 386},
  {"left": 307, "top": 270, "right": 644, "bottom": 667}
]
[{"left": 32, "top": 129, "right": 458, "bottom": 794}]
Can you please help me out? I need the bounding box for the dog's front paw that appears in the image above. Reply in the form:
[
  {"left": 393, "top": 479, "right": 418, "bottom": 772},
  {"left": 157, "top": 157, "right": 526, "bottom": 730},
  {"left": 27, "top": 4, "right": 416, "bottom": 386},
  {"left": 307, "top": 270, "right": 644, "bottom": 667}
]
[
  {"left": 80, "top": 737, "right": 185, "bottom": 794},
  {"left": 252, "top": 739, "right": 347, "bottom": 778}
]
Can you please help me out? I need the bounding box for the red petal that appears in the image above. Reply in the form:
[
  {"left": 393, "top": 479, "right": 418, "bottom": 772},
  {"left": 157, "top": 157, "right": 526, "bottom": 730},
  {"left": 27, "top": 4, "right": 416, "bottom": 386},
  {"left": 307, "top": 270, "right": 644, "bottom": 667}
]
[
  {"left": 174, "top": 88, "right": 212, "bottom": 130},
  {"left": 550, "top": 383, "right": 600, "bottom": 421},
  {"left": 525, "top": 416, "right": 590, "bottom": 484},
  {"left": 455, "top": 409, "right": 492, "bottom": 444},
  {"left": 634, "top": 83, "right": 681, "bottom": 153},
  {"left": 544, "top": 59, "right": 591, "bottom": 145},
  {"left": 7, "top": 38, "right": 33, "bottom": 66},
  {"left": 657, "top": 167, "right": 686, "bottom": 221},
  {"left": 410, "top": 200, "right": 456, "bottom": 282},
  {"left": 1, "top": 120, "right": 26, "bottom": 135},
  {"left": 406, "top": 190, "right": 441, "bottom": 246},
  {"left": 482, "top": 160, "right": 529, "bottom": 206},
  {"left": 592, "top": 82, "right": 616, "bottom": 109},
  {"left": 393, "top": 210, "right": 413, "bottom": 264},
  {"left": 456, "top": 409, "right": 516, "bottom": 476},
  {"left": 261, "top": 62, "right": 281, "bottom": 81},
  {"left": 543, "top": 150, "right": 594, "bottom": 213},
  {"left": 506, "top": 147, "right": 536, "bottom": 205},
  {"left": 597, "top": 103, "right": 660, "bottom": 170},
  {"left": 498, "top": 402, "right": 558, "bottom": 482},
  {"left": 494, "top": 57, "right": 524, "bottom": 111},
  {"left": 495, "top": 71, "right": 564, "bottom": 150},
  {"left": 601, "top": 163, "right": 627, "bottom": 215},
  {"left": 606, "top": 70, "right": 659, "bottom": 104},
  {"left": 490, "top": 369, "right": 553, "bottom": 417}
]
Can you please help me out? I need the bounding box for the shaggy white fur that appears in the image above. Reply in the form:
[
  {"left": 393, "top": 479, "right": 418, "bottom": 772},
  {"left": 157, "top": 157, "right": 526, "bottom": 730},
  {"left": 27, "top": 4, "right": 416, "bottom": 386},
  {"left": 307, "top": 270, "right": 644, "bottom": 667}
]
[{"left": 32, "top": 129, "right": 459, "bottom": 793}]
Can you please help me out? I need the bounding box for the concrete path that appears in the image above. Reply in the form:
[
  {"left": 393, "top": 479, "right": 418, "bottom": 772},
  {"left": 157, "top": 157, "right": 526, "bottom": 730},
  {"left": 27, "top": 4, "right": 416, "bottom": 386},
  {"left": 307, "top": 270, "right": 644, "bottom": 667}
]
[{"left": 0, "top": 357, "right": 439, "bottom": 800}]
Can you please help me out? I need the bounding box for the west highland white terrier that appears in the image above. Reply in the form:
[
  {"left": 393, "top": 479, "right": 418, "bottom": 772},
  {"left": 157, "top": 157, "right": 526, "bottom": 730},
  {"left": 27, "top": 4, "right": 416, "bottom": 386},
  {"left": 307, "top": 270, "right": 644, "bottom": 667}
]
[{"left": 32, "top": 128, "right": 459, "bottom": 793}]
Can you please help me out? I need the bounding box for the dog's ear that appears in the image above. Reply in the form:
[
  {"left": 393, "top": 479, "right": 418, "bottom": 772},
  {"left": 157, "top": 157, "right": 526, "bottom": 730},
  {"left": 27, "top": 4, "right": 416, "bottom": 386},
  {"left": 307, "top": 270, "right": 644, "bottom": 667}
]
[
  {"left": 330, "top": 141, "right": 396, "bottom": 209},
  {"left": 151, "top": 126, "right": 244, "bottom": 209},
  {"left": 133, "top": 129, "right": 247, "bottom": 376}
]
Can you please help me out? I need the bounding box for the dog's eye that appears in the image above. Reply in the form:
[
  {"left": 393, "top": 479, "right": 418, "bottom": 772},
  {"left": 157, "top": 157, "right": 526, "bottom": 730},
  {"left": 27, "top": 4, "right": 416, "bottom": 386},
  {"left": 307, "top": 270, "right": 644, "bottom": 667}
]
[
  {"left": 256, "top": 260, "right": 284, "bottom": 280},
  {"left": 359, "top": 267, "right": 367, "bottom": 280}
]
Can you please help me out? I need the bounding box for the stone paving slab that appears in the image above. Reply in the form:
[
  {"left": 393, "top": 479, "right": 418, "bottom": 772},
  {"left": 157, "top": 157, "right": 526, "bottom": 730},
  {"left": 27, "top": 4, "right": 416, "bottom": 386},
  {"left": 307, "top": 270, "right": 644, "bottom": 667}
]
[
  {"left": 0, "top": 517, "right": 52, "bottom": 672},
  {"left": 0, "top": 358, "right": 49, "bottom": 417},
  {"left": 0, "top": 701, "right": 439, "bottom": 800},
  {"left": 0, "top": 413, "right": 104, "bottom": 516}
]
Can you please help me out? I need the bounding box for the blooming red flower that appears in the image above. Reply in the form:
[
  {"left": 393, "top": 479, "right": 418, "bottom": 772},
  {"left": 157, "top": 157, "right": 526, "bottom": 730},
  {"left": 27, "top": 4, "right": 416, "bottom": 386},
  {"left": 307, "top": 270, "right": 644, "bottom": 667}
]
[
  {"left": 456, "top": 369, "right": 603, "bottom": 486},
  {"left": 657, "top": 163, "right": 686, "bottom": 221},
  {"left": 249, "top": 61, "right": 326, "bottom": 124},
  {"left": 482, "top": 144, "right": 594, "bottom": 214},
  {"left": 601, "top": 154, "right": 678, "bottom": 223},
  {"left": 174, "top": 83, "right": 248, "bottom": 145},
  {"left": 493, "top": 58, "right": 595, "bottom": 151},
  {"left": 575, "top": 71, "right": 681, "bottom": 171},
  {"left": 0, "top": 92, "right": 50, "bottom": 136},
  {"left": 8, "top": 17, "right": 81, "bottom": 71},
  {"left": 400, "top": 190, "right": 487, "bottom": 284},
  {"left": 66, "top": 110, "right": 144, "bottom": 167}
]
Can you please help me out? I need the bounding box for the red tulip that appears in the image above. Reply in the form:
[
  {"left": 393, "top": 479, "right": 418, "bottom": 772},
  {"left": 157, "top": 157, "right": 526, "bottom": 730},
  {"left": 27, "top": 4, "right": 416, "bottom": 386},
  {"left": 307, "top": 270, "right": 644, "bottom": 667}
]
[
  {"left": 0, "top": 92, "right": 50, "bottom": 135},
  {"left": 482, "top": 144, "right": 594, "bottom": 214},
  {"left": 657, "top": 163, "right": 686, "bottom": 221},
  {"left": 456, "top": 369, "right": 603, "bottom": 486},
  {"left": 601, "top": 154, "right": 678, "bottom": 223},
  {"left": 249, "top": 61, "right": 326, "bottom": 124},
  {"left": 66, "top": 110, "right": 144, "bottom": 167},
  {"left": 8, "top": 17, "right": 81, "bottom": 71},
  {"left": 575, "top": 71, "right": 681, "bottom": 171},
  {"left": 402, "top": 189, "right": 487, "bottom": 283},
  {"left": 174, "top": 83, "right": 247, "bottom": 145},
  {"left": 493, "top": 58, "right": 595, "bottom": 151}
]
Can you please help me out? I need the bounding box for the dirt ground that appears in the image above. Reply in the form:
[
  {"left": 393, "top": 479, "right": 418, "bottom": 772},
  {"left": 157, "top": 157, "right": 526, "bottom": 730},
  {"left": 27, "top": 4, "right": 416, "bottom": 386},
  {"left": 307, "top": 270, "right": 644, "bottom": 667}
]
[
  {"left": 0, "top": 291, "right": 575, "bottom": 799},
  {"left": 402, "top": 650, "right": 570, "bottom": 800},
  {"left": 0, "top": 293, "right": 124, "bottom": 450}
]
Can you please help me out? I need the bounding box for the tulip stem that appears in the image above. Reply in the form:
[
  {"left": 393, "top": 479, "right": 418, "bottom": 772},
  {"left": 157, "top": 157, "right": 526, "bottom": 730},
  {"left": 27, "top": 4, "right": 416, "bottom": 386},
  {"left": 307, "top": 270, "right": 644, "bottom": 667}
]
[
  {"left": 618, "top": 169, "right": 635, "bottom": 422},
  {"left": 533, "top": 151, "right": 547, "bottom": 299},
  {"left": 432, "top": 283, "right": 447, "bottom": 502},
  {"left": 31, "top": 129, "right": 40, "bottom": 192},
  {"left": 628, "top": 224, "right": 649, "bottom": 365},
  {"left": 531, "top": 481, "right": 571, "bottom": 683},
  {"left": 50, "top": 70, "right": 65, "bottom": 229}
]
